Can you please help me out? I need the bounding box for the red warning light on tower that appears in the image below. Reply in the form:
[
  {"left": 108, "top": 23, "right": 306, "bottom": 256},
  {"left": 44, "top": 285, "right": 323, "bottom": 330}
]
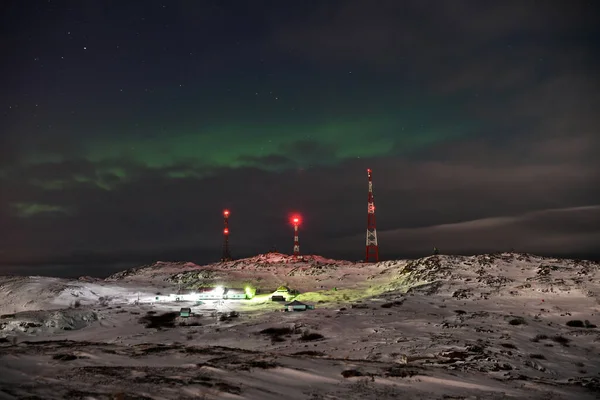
[
  {"left": 223, "top": 209, "right": 230, "bottom": 217},
  {"left": 223, "top": 228, "right": 229, "bottom": 235}
]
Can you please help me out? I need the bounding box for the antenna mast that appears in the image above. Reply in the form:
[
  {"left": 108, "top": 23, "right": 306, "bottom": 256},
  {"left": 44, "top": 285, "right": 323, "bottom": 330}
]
[
  {"left": 292, "top": 216, "right": 300, "bottom": 257},
  {"left": 365, "top": 169, "right": 379, "bottom": 262},
  {"left": 221, "top": 209, "right": 232, "bottom": 261}
]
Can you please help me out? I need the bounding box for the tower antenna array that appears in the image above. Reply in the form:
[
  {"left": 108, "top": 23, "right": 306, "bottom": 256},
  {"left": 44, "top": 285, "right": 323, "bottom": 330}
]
[
  {"left": 221, "top": 209, "right": 232, "bottom": 261},
  {"left": 292, "top": 215, "right": 301, "bottom": 257},
  {"left": 365, "top": 169, "right": 379, "bottom": 262}
]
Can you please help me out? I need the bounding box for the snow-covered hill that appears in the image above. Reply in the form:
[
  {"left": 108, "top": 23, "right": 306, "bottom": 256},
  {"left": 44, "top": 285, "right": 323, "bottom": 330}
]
[
  {"left": 1, "top": 252, "right": 600, "bottom": 399},
  {"left": 0, "top": 275, "right": 155, "bottom": 315},
  {"left": 380, "top": 252, "right": 600, "bottom": 298}
]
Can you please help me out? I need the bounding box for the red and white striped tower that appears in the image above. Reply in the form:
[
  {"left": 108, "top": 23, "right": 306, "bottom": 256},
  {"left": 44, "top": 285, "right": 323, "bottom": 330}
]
[
  {"left": 365, "top": 169, "right": 379, "bottom": 262},
  {"left": 292, "top": 216, "right": 301, "bottom": 257},
  {"left": 221, "top": 209, "right": 232, "bottom": 261}
]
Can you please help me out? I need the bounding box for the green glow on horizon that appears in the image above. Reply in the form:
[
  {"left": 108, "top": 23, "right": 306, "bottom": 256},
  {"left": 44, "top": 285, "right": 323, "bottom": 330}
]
[
  {"left": 27, "top": 168, "right": 130, "bottom": 191},
  {"left": 29, "top": 179, "right": 68, "bottom": 190},
  {"left": 13, "top": 113, "right": 470, "bottom": 189},
  {"left": 81, "top": 116, "right": 403, "bottom": 169},
  {"left": 11, "top": 202, "right": 73, "bottom": 218}
]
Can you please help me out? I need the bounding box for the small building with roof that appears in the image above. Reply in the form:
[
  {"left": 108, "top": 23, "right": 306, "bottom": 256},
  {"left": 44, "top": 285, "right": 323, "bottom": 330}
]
[
  {"left": 284, "top": 300, "right": 314, "bottom": 312},
  {"left": 224, "top": 288, "right": 247, "bottom": 300},
  {"left": 271, "top": 285, "right": 298, "bottom": 301},
  {"left": 179, "top": 307, "right": 192, "bottom": 318},
  {"left": 276, "top": 285, "right": 290, "bottom": 293}
]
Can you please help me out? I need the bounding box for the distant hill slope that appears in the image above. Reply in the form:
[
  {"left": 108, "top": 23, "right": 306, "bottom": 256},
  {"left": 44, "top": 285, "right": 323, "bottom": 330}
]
[
  {"left": 105, "top": 253, "right": 358, "bottom": 289},
  {"left": 378, "top": 253, "right": 600, "bottom": 302},
  {"left": 1, "top": 252, "right": 599, "bottom": 315},
  {"left": 0, "top": 275, "right": 138, "bottom": 315},
  {"left": 105, "top": 253, "right": 353, "bottom": 280}
]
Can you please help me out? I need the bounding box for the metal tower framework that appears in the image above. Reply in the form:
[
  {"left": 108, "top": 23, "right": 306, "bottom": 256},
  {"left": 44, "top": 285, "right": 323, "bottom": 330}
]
[
  {"left": 365, "top": 169, "right": 379, "bottom": 262},
  {"left": 221, "top": 209, "right": 232, "bottom": 261},
  {"left": 292, "top": 216, "right": 300, "bottom": 257}
]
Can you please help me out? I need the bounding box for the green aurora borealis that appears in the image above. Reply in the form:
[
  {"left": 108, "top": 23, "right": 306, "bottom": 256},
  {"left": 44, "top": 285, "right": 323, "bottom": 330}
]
[{"left": 17, "top": 100, "right": 468, "bottom": 188}]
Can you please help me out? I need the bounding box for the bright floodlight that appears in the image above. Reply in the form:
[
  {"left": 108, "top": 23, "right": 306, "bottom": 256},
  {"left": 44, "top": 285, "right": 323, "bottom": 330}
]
[{"left": 214, "top": 285, "right": 224, "bottom": 294}]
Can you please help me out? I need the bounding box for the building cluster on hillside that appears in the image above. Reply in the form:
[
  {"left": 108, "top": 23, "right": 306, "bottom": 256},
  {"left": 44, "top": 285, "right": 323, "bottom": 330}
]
[
  {"left": 153, "top": 286, "right": 254, "bottom": 302},
  {"left": 149, "top": 284, "right": 315, "bottom": 312}
]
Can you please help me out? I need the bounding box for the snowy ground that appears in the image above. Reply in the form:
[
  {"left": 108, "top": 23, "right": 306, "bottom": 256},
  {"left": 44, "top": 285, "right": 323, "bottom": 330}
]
[{"left": 1, "top": 252, "right": 599, "bottom": 399}]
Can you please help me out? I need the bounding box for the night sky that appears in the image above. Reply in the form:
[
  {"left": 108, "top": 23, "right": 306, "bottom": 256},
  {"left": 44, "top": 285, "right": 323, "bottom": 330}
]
[{"left": 1, "top": 1, "right": 599, "bottom": 277}]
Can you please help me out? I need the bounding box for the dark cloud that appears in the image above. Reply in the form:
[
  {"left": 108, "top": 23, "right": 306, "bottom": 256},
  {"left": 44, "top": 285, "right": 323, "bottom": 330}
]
[
  {"left": 14, "top": 159, "right": 98, "bottom": 184},
  {"left": 278, "top": 140, "right": 339, "bottom": 166},
  {"left": 366, "top": 205, "right": 600, "bottom": 258},
  {"left": 0, "top": 135, "right": 20, "bottom": 168},
  {"left": 236, "top": 154, "right": 295, "bottom": 169},
  {"left": 273, "top": 1, "right": 598, "bottom": 69}
]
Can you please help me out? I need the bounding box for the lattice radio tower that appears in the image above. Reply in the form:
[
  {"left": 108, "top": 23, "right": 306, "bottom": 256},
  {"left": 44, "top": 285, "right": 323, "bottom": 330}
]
[
  {"left": 292, "top": 215, "right": 301, "bottom": 257},
  {"left": 365, "top": 169, "right": 379, "bottom": 262},
  {"left": 221, "top": 209, "right": 232, "bottom": 261}
]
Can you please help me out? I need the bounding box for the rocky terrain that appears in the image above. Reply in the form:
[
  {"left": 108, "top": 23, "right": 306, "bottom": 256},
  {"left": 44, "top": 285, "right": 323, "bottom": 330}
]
[{"left": 1, "top": 252, "right": 599, "bottom": 399}]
